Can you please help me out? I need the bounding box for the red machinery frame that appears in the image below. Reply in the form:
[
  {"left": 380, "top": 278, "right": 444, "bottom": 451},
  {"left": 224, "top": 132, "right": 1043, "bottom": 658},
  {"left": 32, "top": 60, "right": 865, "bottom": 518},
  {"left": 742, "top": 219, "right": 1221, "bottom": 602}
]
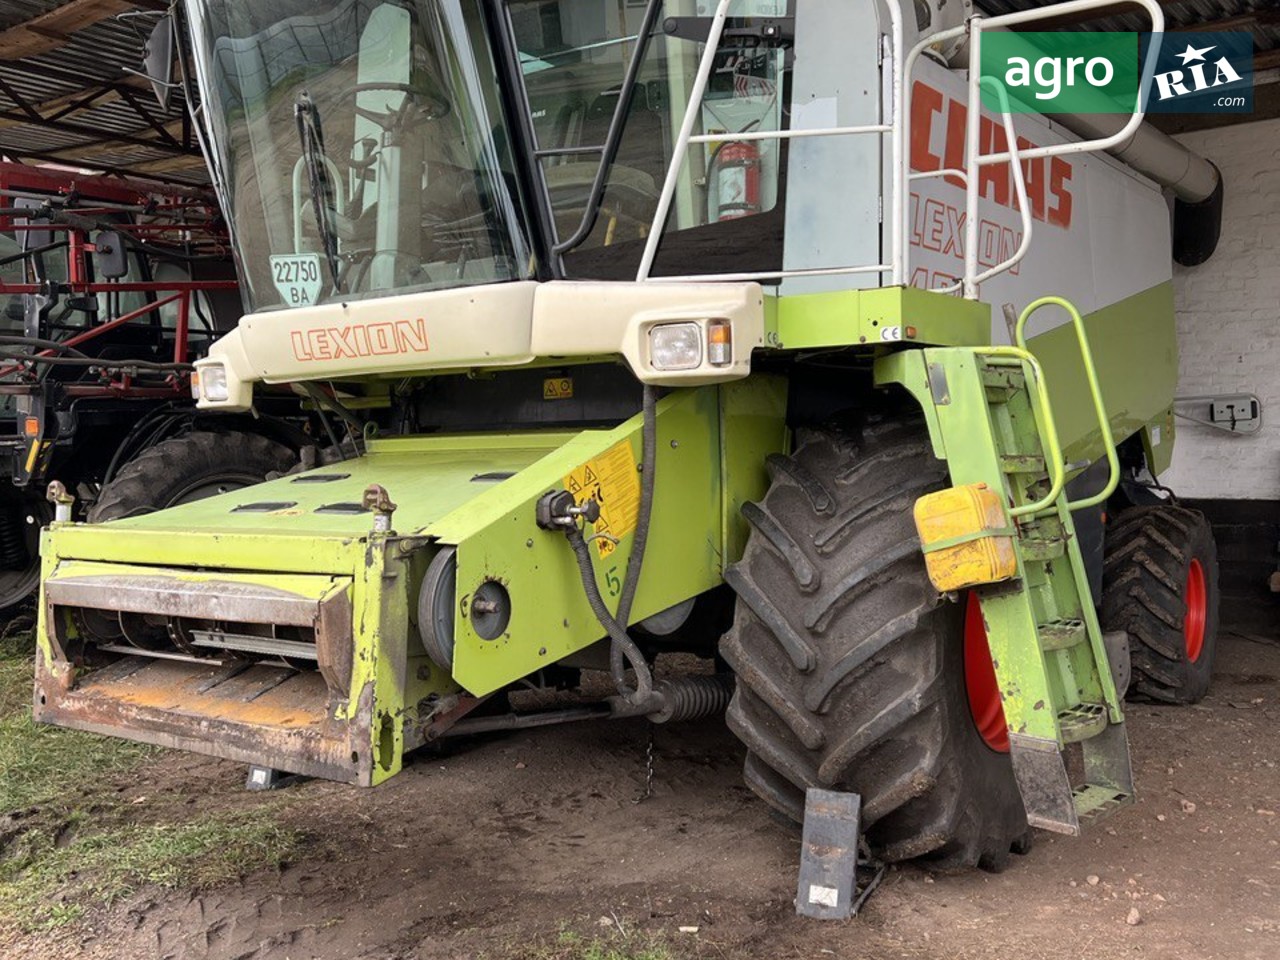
[{"left": 0, "top": 161, "right": 237, "bottom": 399}]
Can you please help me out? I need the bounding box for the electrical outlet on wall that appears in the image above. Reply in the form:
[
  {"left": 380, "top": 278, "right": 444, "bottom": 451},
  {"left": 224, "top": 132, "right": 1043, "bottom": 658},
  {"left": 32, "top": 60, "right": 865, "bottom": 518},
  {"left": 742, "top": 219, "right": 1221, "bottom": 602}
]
[
  {"left": 1210, "top": 398, "right": 1260, "bottom": 428},
  {"left": 1173, "top": 393, "right": 1263, "bottom": 435}
]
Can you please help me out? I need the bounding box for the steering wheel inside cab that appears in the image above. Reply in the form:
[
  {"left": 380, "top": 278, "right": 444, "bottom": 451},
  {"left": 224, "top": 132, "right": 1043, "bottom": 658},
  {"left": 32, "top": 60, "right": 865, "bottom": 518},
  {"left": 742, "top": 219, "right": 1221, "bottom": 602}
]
[{"left": 333, "top": 81, "right": 452, "bottom": 132}]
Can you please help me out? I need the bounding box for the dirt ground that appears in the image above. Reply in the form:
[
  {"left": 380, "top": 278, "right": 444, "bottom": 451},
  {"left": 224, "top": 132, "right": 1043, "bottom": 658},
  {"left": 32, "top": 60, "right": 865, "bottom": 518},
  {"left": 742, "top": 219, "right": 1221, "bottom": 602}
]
[{"left": 4, "top": 626, "right": 1277, "bottom": 960}]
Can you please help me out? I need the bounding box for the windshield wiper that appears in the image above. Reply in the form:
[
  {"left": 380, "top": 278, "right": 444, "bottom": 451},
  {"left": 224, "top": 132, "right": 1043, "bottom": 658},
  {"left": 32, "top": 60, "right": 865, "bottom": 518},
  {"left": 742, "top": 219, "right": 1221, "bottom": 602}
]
[{"left": 294, "top": 92, "right": 344, "bottom": 295}]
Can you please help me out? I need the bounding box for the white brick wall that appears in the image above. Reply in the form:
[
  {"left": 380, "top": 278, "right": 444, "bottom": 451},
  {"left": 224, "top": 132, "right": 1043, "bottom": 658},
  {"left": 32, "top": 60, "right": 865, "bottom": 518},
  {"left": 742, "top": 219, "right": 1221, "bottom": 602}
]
[{"left": 1160, "top": 117, "right": 1280, "bottom": 500}]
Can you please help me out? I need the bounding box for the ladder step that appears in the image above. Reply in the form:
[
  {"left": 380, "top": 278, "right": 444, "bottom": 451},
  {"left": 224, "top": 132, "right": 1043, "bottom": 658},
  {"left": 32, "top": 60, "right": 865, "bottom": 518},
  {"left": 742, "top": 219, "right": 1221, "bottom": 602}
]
[
  {"left": 1037, "top": 619, "right": 1087, "bottom": 651},
  {"left": 1058, "top": 703, "right": 1108, "bottom": 744},
  {"left": 1001, "top": 454, "right": 1046, "bottom": 474},
  {"left": 1072, "top": 783, "right": 1131, "bottom": 823},
  {"left": 1010, "top": 722, "right": 1135, "bottom": 836},
  {"left": 1019, "top": 537, "right": 1065, "bottom": 561},
  {"left": 980, "top": 365, "right": 1024, "bottom": 395}
]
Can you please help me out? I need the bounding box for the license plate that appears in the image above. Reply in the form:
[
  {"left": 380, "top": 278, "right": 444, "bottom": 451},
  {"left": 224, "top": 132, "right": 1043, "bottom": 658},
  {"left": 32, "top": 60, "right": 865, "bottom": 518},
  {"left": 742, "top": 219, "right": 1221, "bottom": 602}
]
[{"left": 269, "top": 253, "right": 323, "bottom": 307}]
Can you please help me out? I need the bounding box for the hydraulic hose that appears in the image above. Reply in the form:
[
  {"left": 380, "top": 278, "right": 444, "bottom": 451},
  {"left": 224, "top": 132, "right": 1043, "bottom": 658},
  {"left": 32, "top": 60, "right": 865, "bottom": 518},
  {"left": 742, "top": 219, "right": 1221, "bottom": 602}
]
[
  {"left": 566, "top": 522, "right": 653, "bottom": 706},
  {"left": 0, "top": 351, "right": 192, "bottom": 372},
  {"left": 0, "top": 335, "right": 91, "bottom": 358},
  {"left": 610, "top": 385, "right": 657, "bottom": 690},
  {"left": 43, "top": 207, "right": 224, "bottom": 263}
]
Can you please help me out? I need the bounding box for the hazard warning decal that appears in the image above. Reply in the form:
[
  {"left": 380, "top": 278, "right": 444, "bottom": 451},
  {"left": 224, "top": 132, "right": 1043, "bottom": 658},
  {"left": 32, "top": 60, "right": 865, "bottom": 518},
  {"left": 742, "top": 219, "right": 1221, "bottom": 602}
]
[{"left": 561, "top": 441, "right": 641, "bottom": 558}]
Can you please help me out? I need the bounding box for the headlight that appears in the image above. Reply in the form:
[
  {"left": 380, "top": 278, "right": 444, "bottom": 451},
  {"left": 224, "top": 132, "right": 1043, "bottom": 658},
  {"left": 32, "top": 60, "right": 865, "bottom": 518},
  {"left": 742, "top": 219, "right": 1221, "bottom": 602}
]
[
  {"left": 649, "top": 322, "right": 702, "bottom": 371},
  {"left": 195, "top": 363, "right": 229, "bottom": 403}
]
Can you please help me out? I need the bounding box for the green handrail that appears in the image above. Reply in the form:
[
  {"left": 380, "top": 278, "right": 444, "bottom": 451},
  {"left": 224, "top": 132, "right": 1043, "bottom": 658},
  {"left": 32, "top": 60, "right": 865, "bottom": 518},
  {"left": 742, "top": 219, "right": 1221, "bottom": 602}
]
[
  {"left": 972, "top": 296, "right": 1121, "bottom": 518},
  {"left": 1017, "top": 296, "right": 1120, "bottom": 512}
]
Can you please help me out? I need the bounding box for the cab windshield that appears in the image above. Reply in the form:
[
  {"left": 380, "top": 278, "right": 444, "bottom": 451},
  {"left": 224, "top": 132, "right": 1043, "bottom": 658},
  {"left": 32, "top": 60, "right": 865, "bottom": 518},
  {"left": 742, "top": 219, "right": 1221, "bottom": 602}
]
[{"left": 186, "top": 0, "right": 533, "bottom": 313}]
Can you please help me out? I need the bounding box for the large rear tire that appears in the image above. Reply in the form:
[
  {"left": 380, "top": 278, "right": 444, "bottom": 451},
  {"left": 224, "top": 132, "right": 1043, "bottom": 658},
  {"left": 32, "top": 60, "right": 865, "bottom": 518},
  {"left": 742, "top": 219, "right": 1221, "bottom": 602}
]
[
  {"left": 89, "top": 430, "right": 296, "bottom": 523},
  {"left": 1101, "top": 504, "right": 1219, "bottom": 704},
  {"left": 719, "top": 420, "right": 1031, "bottom": 871}
]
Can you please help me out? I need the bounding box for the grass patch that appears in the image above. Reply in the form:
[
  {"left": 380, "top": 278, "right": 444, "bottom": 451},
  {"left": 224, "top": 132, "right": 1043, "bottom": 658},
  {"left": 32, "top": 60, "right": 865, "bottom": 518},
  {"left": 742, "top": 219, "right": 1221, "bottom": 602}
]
[
  {"left": 0, "top": 626, "right": 152, "bottom": 815},
  {"left": 0, "top": 624, "right": 303, "bottom": 932},
  {"left": 0, "top": 812, "right": 302, "bottom": 931},
  {"left": 506, "top": 927, "right": 677, "bottom": 960}
]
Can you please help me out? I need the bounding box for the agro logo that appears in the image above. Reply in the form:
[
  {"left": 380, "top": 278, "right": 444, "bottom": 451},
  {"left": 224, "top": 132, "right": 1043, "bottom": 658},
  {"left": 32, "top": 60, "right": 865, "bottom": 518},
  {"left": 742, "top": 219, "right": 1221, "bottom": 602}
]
[{"left": 1153, "top": 43, "right": 1242, "bottom": 101}]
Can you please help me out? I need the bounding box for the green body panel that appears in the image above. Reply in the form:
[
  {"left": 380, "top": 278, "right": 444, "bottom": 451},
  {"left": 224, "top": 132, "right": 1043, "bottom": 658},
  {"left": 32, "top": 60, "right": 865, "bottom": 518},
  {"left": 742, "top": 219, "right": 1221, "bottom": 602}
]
[
  {"left": 719, "top": 377, "right": 792, "bottom": 567},
  {"left": 35, "top": 383, "right": 788, "bottom": 781},
  {"left": 439, "top": 382, "right": 786, "bottom": 695},
  {"left": 1025, "top": 283, "right": 1177, "bottom": 475},
  {"left": 766, "top": 286, "right": 990, "bottom": 350}
]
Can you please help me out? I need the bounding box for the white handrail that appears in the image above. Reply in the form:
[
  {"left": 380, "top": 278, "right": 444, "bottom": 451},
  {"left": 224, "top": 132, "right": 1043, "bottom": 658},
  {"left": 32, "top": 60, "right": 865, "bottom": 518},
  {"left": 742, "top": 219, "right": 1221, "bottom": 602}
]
[
  {"left": 956, "top": 0, "right": 1165, "bottom": 297},
  {"left": 636, "top": 0, "right": 735, "bottom": 282},
  {"left": 638, "top": 0, "right": 905, "bottom": 286},
  {"left": 639, "top": 0, "right": 1165, "bottom": 299},
  {"left": 291, "top": 154, "right": 346, "bottom": 255},
  {"left": 971, "top": 76, "right": 1032, "bottom": 287}
]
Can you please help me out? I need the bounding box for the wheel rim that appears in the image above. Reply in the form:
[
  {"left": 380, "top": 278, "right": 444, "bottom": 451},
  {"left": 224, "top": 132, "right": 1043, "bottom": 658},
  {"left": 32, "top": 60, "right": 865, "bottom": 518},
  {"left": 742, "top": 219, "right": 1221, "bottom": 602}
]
[
  {"left": 168, "top": 472, "right": 268, "bottom": 507},
  {"left": 963, "top": 592, "right": 1009, "bottom": 753},
  {"left": 1184, "top": 558, "right": 1207, "bottom": 663}
]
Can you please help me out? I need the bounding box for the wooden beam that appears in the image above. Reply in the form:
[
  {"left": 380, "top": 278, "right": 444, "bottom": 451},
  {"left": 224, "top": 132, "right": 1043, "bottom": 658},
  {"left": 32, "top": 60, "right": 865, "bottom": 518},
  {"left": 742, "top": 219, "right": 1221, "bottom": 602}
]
[
  {"left": 0, "top": 106, "right": 194, "bottom": 156},
  {"left": 1172, "top": 13, "right": 1280, "bottom": 33},
  {"left": 119, "top": 152, "right": 210, "bottom": 177},
  {"left": 0, "top": 146, "right": 202, "bottom": 186},
  {"left": 1013, "top": 0, "right": 1183, "bottom": 32},
  {"left": 1255, "top": 49, "right": 1280, "bottom": 73},
  {"left": 0, "top": 76, "right": 151, "bottom": 133},
  {"left": 0, "top": 0, "right": 144, "bottom": 59}
]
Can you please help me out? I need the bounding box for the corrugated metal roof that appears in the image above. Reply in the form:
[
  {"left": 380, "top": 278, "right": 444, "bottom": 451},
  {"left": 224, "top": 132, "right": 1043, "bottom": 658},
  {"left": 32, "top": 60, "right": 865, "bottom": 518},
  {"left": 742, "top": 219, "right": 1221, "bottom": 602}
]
[
  {"left": 979, "top": 0, "right": 1280, "bottom": 63},
  {"left": 0, "top": 0, "right": 207, "bottom": 185}
]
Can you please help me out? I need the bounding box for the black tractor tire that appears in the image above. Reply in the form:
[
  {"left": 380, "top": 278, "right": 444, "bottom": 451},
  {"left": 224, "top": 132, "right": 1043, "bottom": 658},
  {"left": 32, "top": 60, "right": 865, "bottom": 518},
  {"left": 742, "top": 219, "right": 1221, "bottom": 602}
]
[
  {"left": 0, "top": 487, "right": 50, "bottom": 616},
  {"left": 89, "top": 430, "right": 297, "bottom": 523},
  {"left": 719, "top": 420, "right": 1031, "bottom": 871},
  {"left": 1101, "top": 504, "right": 1219, "bottom": 704}
]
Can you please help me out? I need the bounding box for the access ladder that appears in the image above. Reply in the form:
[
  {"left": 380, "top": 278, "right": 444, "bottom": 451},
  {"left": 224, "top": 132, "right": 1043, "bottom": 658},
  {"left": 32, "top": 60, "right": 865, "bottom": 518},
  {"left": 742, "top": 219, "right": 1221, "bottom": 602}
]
[{"left": 881, "top": 296, "right": 1134, "bottom": 835}]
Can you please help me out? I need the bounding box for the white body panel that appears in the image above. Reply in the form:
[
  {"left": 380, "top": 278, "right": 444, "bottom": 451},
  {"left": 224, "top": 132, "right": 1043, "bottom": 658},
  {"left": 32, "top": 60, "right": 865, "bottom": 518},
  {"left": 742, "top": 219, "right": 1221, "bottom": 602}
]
[{"left": 906, "top": 57, "right": 1172, "bottom": 339}]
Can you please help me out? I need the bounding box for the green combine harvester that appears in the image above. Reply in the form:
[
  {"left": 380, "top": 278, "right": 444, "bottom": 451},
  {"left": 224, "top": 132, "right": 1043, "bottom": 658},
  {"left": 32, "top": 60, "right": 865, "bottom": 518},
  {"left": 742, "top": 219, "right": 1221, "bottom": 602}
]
[{"left": 35, "top": 0, "right": 1224, "bottom": 872}]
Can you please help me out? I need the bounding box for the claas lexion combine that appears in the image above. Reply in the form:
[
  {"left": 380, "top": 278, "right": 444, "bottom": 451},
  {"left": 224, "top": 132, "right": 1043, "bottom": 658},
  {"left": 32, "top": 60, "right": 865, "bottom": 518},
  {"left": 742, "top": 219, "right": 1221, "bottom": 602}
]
[{"left": 35, "top": 0, "right": 1226, "bottom": 871}]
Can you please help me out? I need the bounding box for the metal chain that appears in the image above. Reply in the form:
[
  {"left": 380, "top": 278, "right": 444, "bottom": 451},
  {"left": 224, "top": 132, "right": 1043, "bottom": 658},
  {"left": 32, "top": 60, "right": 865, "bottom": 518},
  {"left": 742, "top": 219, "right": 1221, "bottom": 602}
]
[{"left": 634, "top": 724, "right": 655, "bottom": 803}]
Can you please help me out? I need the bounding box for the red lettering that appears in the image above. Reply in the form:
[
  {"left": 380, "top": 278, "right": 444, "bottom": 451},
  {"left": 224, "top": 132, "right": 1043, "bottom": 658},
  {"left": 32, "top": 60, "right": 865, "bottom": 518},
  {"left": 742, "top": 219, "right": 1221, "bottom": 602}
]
[
  {"left": 943, "top": 99, "right": 968, "bottom": 190},
  {"left": 910, "top": 82, "right": 944, "bottom": 175},
  {"left": 910, "top": 82, "right": 1074, "bottom": 232},
  {"left": 979, "top": 117, "right": 1010, "bottom": 207},
  {"left": 289, "top": 320, "right": 429, "bottom": 362},
  {"left": 1048, "top": 157, "right": 1073, "bottom": 229}
]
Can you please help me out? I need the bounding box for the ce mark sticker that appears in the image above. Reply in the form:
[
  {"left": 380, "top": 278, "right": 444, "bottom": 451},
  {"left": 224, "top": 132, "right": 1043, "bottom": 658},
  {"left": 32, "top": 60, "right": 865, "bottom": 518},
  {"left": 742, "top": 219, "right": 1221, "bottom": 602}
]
[{"left": 879, "top": 325, "right": 902, "bottom": 342}]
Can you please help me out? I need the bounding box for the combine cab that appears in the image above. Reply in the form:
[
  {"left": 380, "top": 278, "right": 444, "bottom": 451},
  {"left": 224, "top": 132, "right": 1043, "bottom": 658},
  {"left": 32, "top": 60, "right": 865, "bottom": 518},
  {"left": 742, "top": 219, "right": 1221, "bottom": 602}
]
[{"left": 36, "top": 0, "right": 1224, "bottom": 869}]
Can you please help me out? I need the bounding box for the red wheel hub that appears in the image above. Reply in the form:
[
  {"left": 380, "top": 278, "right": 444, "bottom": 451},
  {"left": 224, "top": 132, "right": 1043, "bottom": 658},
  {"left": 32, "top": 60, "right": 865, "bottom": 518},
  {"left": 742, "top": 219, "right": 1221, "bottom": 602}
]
[
  {"left": 1184, "top": 558, "right": 1207, "bottom": 663},
  {"left": 963, "top": 592, "right": 1009, "bottom": 753}
]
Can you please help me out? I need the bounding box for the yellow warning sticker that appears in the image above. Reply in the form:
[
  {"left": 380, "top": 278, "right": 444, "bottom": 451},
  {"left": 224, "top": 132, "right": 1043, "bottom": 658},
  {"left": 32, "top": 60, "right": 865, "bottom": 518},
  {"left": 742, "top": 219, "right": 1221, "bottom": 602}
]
[
  {"left": 562, "top": 441, "right": 640, "bottom": 558},
  {"left": 543, "top": 376, "right": 574, "bottom": 400}
]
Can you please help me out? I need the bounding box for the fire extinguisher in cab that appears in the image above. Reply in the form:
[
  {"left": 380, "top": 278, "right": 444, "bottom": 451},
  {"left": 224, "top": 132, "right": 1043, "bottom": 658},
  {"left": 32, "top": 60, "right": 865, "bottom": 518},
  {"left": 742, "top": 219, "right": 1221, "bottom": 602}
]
[{"left": 715, "top": 140, "right": 761, "bottom": 221}]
